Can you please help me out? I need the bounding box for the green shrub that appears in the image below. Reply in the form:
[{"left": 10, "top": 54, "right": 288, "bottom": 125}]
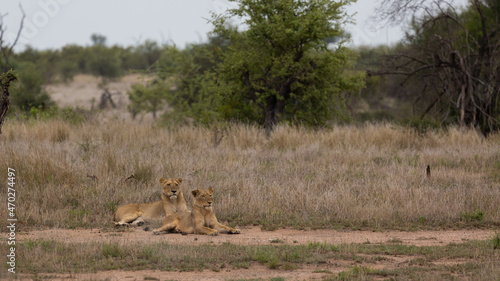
[
  {"left": 460, "top": 210, "right": 485, "bottom": 222},
  {"left": 11, "top": 62, "right": 54, "bottom": 110}
]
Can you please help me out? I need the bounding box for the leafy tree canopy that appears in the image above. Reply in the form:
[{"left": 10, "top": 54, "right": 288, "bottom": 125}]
[{"left": 210, "top": 0, "right": 365, "bottom": 134}]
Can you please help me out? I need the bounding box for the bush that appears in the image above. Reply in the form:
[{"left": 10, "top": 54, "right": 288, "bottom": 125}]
[
  {"left": 11, "top": 62, "right": 54, "bottom": 110},
  {"left": 87, "top": 45, "right": 123, "bottom": 84}
]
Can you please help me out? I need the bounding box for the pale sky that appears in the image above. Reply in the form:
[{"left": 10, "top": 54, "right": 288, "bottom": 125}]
[{"left": 1, "top": 0, "right": 408, "bottom": 51}]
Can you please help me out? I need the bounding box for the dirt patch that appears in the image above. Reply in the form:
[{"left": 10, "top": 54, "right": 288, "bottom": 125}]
[
  {"left": 45, "top": 74, "right": 155, "bottom": 122},
  {"left": 18, "top": 226, "right": 496, "bottom": 247},
  {"left": 15, "top": 226, "right": 497, "bottom": 281},
  {"left": 24, "top": 265, "right": 337, "bottom": 281},
  {"left": 46, "top": 74, "right": 147, "bottom": 110}
]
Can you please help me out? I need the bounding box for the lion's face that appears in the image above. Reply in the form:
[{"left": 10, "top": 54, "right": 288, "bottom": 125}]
[
  {"left": 160, "top": 177, "right": 183, "bottom": 200},
  {"left": 192, "top": 187, "right": 215, "bottom": 210}
]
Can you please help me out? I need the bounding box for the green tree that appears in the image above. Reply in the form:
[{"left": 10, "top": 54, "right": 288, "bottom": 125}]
[
  {"left": 87, "top": 45, "right": 122, "bottom": 85},
  {"left": 119, "top": 41, "right": 162, "bottom": 72},
  {"left": 91, "top": 33, "right": 107, "bottom": 46},
  {"left": 60, "top": 44, "right": 88, "bottom": 74},
  {"left": 127, "top": 82, "right": 166, "bottom": 119},
  {"left": 136, "top": 40, "right": 162, "bottom": 68},
  {"left": 211, "top": 0, "right": 365, "bottom": 135},
  {"left": 153, "top": 40, "right": 223, "bottom": 123},
  {"left": 17, "top": 47, "right": 61, "bottom": 83},
  {"left": 11, "top": 62, "right": 54, "bottom": 110},
  {"left": 87, "top": 35, "right": 122, "bottom": 85}
]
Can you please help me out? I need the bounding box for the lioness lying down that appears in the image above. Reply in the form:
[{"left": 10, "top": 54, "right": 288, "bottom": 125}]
[
  {"left": 153, "top": 187, "right": 240, "bottom": 236},
  {"left": 113, "top": 177, "right": 187, "bottom": 226}
]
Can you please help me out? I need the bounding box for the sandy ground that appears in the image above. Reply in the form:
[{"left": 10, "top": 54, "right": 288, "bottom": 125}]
[
  {"left": 15, "top": 226, "right": 498, "bottom": 281},
  {"left": 18, "top": 226, "right": 496, "bottom": 247},
  {"left": 46, "top": 74, "right": 147, "bottom": 109},
  {"left": 46, "top": 74, "right": 155, "bottom": 123}
]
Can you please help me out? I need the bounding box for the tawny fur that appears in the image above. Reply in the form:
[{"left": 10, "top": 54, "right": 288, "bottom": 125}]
[
  {"left": 113, "top": 177, "right": 187, "bottom": 226},
  {"left": 152, "top": 187, "right": 240, "bottom": 236}
]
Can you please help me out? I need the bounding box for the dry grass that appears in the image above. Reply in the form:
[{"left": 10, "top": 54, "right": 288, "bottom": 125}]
[{"left": 1, "top": 119, "right": 499, "bottom": 230}]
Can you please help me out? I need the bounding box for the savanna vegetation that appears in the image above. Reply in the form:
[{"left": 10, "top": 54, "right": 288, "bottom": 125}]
[
  {"left": 0, "top": 119, "right": 499, "bottom": 229},
  {"left": 1, "top": 118, "right": 500, "bottom": 279},
  {"left": 1, "top": 0, "right": 498, "bottom": 134},
  {"left": 1, "top": 0, "right": 500, "bottom": 279}
]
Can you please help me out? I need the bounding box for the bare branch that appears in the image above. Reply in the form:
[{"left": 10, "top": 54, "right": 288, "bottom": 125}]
[
  {"left": 374, "top": 0, "right": 500, "bottom": 135},
  {"left": 0, "top": 4, "right": 25, "bottom": 70},
  {"left": 8, "top": 3, "right": 26, "bottom": 55}
]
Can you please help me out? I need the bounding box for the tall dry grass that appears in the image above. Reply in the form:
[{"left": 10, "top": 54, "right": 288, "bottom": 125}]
[{"left": 1, "top": 119, "right": 499, "bottom": 230}]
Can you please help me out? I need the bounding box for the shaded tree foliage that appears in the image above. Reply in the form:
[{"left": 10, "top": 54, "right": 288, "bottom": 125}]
[
  {"left": 135, "top": 40, "right": 162, "bottom": 68},
  {"left": 127, "top": 82, "right": 165, "bottom": 119},
  {"left": 351, "top": 45, "right": 411, "bottom": 122},
  {"left": 90, "top": 33, "right": 107, "bottom": 46},
  {"left": 0, "top": 4, "right": 54, "bottom": 113},
  {"left": 87, "top": 35, "right": 123, "bottom": 84},
  {"left": 11, "top": 62, "right": 54, "bottom": 110},
  {"left": 374, "top": 0, "right": 500, "bottom": 135},
  {"left": 211, "top": 0, "right": 365, "bottom": 135},
  {"left": 152, "top": 37, "right": 226, "bottom": 123},
  {"left": 0, "top": 70, "right": 17, "bottom": 134}
]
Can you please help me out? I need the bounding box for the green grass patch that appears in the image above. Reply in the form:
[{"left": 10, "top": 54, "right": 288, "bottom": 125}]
[{"left": 460, "top": 210, "right": 485, "bottom": 222}]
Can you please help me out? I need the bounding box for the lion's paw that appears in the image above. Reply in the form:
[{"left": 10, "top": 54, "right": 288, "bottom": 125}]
[
  {"left": 114, "top": 222, "right": 128, "bottom": 227},
  {"left": 208, "top": 231, "right": 219, "bottom": 236},
  {"left": 229, "top": 228, "right": 241, "bottom": 234}
]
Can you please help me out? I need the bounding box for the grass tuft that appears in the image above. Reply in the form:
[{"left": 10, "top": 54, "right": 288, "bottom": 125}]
[{"left": 493, "top": 233, "right": 500, "bottom": 250}]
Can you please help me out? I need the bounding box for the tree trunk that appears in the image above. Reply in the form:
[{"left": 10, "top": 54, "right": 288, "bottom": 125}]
[
  {"left": 0, "top": 70, "right": 18, "bottom": 135},
  {"left": 264, "top": 95, "right": 285, "bottom": 138}
]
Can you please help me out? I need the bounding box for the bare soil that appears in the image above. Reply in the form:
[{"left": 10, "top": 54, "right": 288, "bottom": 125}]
[
  {"left": 18, "top": 226, "right": 495, "bottom": 247},
  {"left": 16, "top": 226, "right": 497, "bottom": 281},
  {"left": 47, "top": 74, "right": 145, "bottom": 109},
  {"left": 46, "top": 74, "right": 155, "bottom": 123}
]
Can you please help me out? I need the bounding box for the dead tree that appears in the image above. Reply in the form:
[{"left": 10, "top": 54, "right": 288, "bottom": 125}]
[
  {"left": 373, "top": 0, "right": 500, "bottom": 136},
  {"left": 98, "top": 88, "right": 117, "bottom": 109},
  {"left": 0, "top": 5, "right": 24, "bottom": 134},
  {"left": 0, "top": 4, "right": 25, "bottom": 72},
  {"left": 0, "top": 70, "right": 17, "bottom": 134}
]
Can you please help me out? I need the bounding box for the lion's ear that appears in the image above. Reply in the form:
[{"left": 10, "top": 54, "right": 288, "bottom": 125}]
[
  {"left": 177, "top": 178, "right": 182, "bottom": 183},
  {"left": 191, "top": 190, "right": 200, "bottom": 197},
  {"left": 208, "top": 187, "right": 214, "bottom": 194},
  {"left": 159, "top": 178, "right": 167, "bottom": 183}
]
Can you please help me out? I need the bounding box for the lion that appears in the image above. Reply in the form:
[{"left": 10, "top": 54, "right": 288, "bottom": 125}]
[
  {"left": 113, "top": 177, "right": 187, "bottom": 226},
  {"left": 152, "top": 187, "right": 240, "bottom": 236}
]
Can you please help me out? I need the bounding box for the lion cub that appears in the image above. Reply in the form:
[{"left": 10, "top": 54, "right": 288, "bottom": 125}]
[
  {"left": 113, "top": 177, "right": 187, "bottom": 226},
  {"left": 152, "top": 187, "right": 240, "bottom": 236}
]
